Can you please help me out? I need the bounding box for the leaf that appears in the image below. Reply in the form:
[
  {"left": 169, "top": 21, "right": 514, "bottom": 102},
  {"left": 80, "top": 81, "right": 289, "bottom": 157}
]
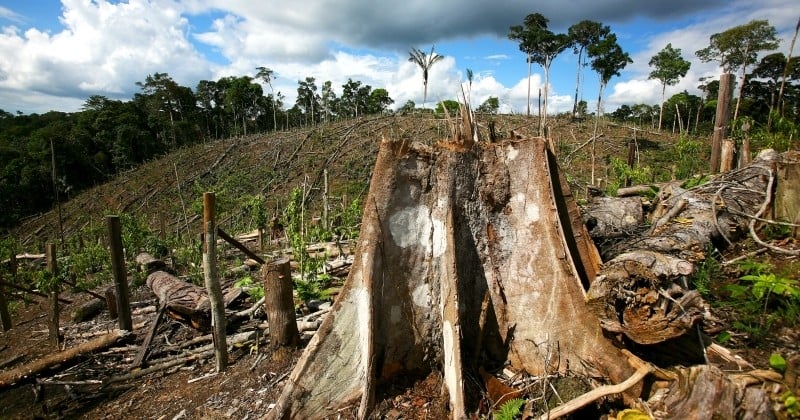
[
  {"left": 494, "top": 398, "right": 526, "bottom": 420},
  {"left": 770, "top": 353, "right": 787, "bottom": 372},
  {"left": 716, "top": 331, "right": 731, "bottom": 344},
  {"left": 615, "top": 408, "right": 652, "bottom": 420}
]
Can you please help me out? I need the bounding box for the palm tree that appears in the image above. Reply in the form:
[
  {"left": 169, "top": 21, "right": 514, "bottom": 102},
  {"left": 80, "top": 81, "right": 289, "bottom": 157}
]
[{"left": 408, "top": 46, "right": 444, "bottom": 109}]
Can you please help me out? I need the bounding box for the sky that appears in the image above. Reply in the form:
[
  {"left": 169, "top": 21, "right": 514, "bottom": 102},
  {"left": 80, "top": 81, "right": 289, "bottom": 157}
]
[{"left": 0, "top": 0, "right": 798, "bottom": 116}]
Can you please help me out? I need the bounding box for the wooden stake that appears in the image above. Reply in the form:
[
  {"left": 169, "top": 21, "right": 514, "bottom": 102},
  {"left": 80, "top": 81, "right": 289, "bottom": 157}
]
[
  {"left": 262, "top": 258, "right": 299, "bottom": 347},
  {"left": 0, "top": 270, "right": 11, "bottom": 331},
  {"left": 46, "top": 243, "right": 60, "bottom": 348},
  {"left": 203, "top": 192, "right": 228, "bottom": 372},
  {"left": 107, "top": 216, "right": 132, "bottom": 331}
]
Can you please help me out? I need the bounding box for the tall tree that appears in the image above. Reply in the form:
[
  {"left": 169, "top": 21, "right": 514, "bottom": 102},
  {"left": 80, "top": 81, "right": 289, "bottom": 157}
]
[
  {"left": 649, "top": 43, "right": 691, "bottom": 130},
  {"left": 568, "top": 20, "right": 610, "bottom": 117},
  {"left": 509, "top": 13, "right": 569, "bottom": 126},
  {"left": 296, "top": 77, "right": 319, "bottom": 126},
  {"left": 255, "top": 67, "right": 278, "bottom": 131},
  {"left": 588, "top": 33, "right": 632, "bottom": 184},
  {"left": 408, "top": 46, "right": 444, "bottom": 109},
  {"left": 696, "top": 19, "right": 779, "bottom": 121}
]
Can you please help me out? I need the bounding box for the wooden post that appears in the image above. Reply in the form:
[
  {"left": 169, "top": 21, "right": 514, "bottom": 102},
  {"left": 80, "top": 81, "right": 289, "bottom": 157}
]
[
  {"left": 107, "top": 216, "right": 133, "bottom": 331},
  {"left": 262, "top": 258, "right": 299, "bottom": 347},
  {"left": 720, "top": 139, "right": 736, "bottom": 173},
  {"left": 203, "top": 192, "right": 228, "bottom": 372},
  {"left": 711, "top": 73, "right": 734, "bottom": 174},
  {"left": 0, "top": 270, "right": 11, "bottom": 331},
  {"left": 322, "top": 169, "right": 329, "bottom": 231},
  {"left": 625, "top": 141, "right": 636, "bottom": 187},
  {"left": 775, "top": 151, "right": 800, "bottom": 238},
  {"left": 46, "top": 243, "right": 60, "bottom": 348}
]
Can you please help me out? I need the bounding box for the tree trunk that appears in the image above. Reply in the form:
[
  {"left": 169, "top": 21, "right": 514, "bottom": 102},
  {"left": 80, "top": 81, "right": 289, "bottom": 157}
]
[
  {"left": 269, "top": 136, "right": 636, "bottom": 419},
  {"left": 774, "top": 151, "right": 800, "bottom": 238},
  {"left": 711, "top": 73, "right": 734, "bottom": 174},
  {"left": 587, "top": 150, "right": 787, "bottom": 345},
  {"left": 262, "top": 258, "right": 299, "bottom": 347}
]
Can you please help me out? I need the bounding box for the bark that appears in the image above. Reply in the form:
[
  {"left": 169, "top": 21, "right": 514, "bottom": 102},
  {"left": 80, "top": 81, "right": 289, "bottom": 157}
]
[
  {"left": 0, "top": 330, "right": 128, "bottom": 389},
  {"left": 145, "top": 270, "right": 242, "bottom": 330},
  {"left": 774, "top": 151, "right": 800, "bottom": 238},
  {"left": 269, "top": 136, "right": 635, "bottom": 419},
  {"left": 262, "top": 258, "right": 299, "bottom": 347},
  {"left": 584, "top": 196, "right": 644, "bottom": 239},
  {"left": 587, "top": 150, "right": 788, "bottom": 345}
]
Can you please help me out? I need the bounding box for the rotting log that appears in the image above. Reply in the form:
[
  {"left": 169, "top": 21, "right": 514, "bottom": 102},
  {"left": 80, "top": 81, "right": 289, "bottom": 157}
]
[
  {"left": 587, "top": 149, "right": 794, "bottom": 345},
  {"left": 583, "top": 196, "right": 644, "bottom": 239},
  {"left": 0, "top": 330, "right": 128, "bottom": 389},
  {"left": 269, "top": 135, "right": 636, "bottom": 419},
  {"left": 145, "top": 270, "right": 242, "bottom": 330}
]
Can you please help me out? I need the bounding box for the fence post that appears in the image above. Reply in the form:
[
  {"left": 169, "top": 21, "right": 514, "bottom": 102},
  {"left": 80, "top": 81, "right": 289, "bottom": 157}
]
[
  {"left": 46, "top": 242, "right": 60, "bottom": 348},
  {"left": 203, "top": 192, "right": 228, "bottom": 371},
  {"left": 107, "top": 215, "right": 133, "bottom": 331}
]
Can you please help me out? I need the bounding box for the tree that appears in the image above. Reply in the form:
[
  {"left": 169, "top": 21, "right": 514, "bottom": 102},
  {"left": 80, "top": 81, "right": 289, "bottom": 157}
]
[
  {"left": 408, "top": 46, "right": 444, "bottom": 109},
  {"left": 509, "top": 13, "right": 569, "bottom": 128},
  {"left": 695, "top": 19, "right": 779, "bottom": 121},
  {"left": 589, "top": 33, "right": 632, "bottom": 118},
  {"left": 367, "top": 88, "right": 394, "bottom": 114},
  {"left": 320, "top": 80, "right": 336, "bottom": 123},
  {"left": 296, "top": 77, "right": 319, "bottom": 126},
  {"left": 435, "top": 99, "right": 460, "bottom": 115},
  {"left": 476, "top": 96, "right": 500, "bottom": 114},
  {"left": 255, "top": 67, "right": 278, "bottom": 131},
  {"left": 588, "top": 33, "right": 631, "bottom": 184},
  {"left": 568, "top": 20, "right": 610, "bottom": 117},
  {"left": 649, "top": 43, "right": 691, "bottom": 130}
]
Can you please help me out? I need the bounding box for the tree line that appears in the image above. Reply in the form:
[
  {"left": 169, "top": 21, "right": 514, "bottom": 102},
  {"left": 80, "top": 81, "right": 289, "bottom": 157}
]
[{"left": 0, "top": 72, "right": 395, "bottom": 230}]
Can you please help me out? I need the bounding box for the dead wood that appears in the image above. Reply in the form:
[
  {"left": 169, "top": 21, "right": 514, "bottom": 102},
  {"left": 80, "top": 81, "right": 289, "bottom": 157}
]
[
  {"left": 70, "top": 298, "right": 107, "bottom": 323},
  {"left": 587, "top": 150, "right": 792, "bottom": 345},
  {"left": 584, "top": 196, "right": 644, "bottom": 239},
  {"left": 0, "top": 330, "right": 128, "bottom": 389},
  {"left": 269, "top": 136, "right": 636, "bottom": 419},
  {"left": 262, "top": 258, "right": 299, "bottom": 347},
  {"left": 145, "top": 270, "right": 242, "bottom": 329},
  {"left": 134, "top": 252, "right": 166, "bottom": 273}
]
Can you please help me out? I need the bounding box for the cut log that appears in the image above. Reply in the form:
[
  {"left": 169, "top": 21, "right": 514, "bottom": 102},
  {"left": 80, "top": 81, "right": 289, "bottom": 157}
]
[
  {"left": 584, "top": 196, "right": 644, "bottom": 239},
  {"left": 135, "top": 252, "right": 166, "bottom": 273},
  {"left": 588, "top": 149, "right": 792, "bottom": 345},
  {"left": 70, "top": 298, "right": 107, "bottom": 323},
  {"left": 269, "top": 136, "right": 636, "bottom": 419},
  {"left": 145, "top": 270, "right": 242, "bottom": 330},
  {"left": 0, "top": 330, "right": 128, "bottom": 389}
]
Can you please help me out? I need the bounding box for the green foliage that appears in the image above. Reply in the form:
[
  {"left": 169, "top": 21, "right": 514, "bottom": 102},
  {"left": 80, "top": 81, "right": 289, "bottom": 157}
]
[
  {"left": 435, "top": 100, "right": 461, "bottom": 116},
  {"left": 493, "top": 398, "right": 526, "bottom": 420},
  {"left": 673, "top": 136, "right": 703, "bottom": 180},
  {"left": 721, "top": 259, "right": 800, "bottom": 339},
  {"left": 769, "top": 353, "right": 787, "bottom": 372},
  {"left": 606, "top": 156, "right": 652, "bottom": 196},
  {"left": 781, "top": 390, "right": 800, "bottom": 418},
  {"left": 235, "top": 276, "right": 264, "bottom": 301},
  {"left": 689, "top": 251, "right": 724, "bottom": 298},
  {"left": 333, "top": 197, "right": 363, "bottom": 241}
]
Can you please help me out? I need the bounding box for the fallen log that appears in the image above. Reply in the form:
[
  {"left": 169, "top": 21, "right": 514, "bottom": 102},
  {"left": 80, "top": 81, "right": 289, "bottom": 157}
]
[
  {"left": 0, "top": 330, "right": 128, "bottom": 389},
  {"left": 587, "top": 149, "right": 794, "bottom": 345},
  {"left": 583, "top": 196, "right": 644, "bottom": 239}
]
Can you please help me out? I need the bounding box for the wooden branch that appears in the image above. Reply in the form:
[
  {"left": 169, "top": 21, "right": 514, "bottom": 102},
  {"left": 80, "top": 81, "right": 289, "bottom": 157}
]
[
  {"left": 217, "top": 228, "right": 265, "bottom": 264},
  {"left": 537, "top": 363, "right": 653, "bottom": 419},
  {"left": 0, "top": 330, "right": 128, "bottom": 389},
  {"left": 131, "top": 303, "right": 167, "bottom": 368}
]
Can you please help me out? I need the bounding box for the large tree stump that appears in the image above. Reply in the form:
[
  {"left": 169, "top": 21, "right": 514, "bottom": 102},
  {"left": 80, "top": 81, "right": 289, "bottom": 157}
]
[
  {"left": 262, "top": 258, "right": 299, "bottom": 347},
  {"left": 269, "top": 136, "right": 636, "bottom": 419}
]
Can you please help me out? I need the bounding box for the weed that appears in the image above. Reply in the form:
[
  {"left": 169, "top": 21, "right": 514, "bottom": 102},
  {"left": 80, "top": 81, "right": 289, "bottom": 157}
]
[
  {"left": 606, "top": 157, "right": 652, "bottom": 196},
  {"left": 235, "top": 275, "right": 264, "bottom": 301},
  {"left": 689, "top": 249, "right": 723, "bottom": 298},
  {"left": 493, "top": 398, "right": 526, "bottom": 420}
]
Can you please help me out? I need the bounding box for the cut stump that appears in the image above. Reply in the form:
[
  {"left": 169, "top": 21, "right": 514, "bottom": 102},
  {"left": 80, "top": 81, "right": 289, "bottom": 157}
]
[{"left": 269, "top": 136, "right": 636, "bottom": 419}]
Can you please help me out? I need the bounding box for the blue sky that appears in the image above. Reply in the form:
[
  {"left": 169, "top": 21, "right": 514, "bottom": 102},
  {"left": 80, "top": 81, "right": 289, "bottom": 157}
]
[{"left": 0, "top": 0, "right": 797, "bottom": 115}]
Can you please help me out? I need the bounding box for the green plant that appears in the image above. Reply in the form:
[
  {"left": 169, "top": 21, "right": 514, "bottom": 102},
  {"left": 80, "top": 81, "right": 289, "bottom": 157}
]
[
  {"left": 606, "top": 156, "right": 652, "bottom": 196},
  {"left": 494, "top": 398, "right": 526, "bottom": 420},
  {"left": 689, "top": 250, "right": 724, "bottom": 298},
  {"left": 781, "top": 390, "right": 800, "bottom": 418},
  {"left": 235, "top": 275, "right": 264, "bottom": 301}
]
